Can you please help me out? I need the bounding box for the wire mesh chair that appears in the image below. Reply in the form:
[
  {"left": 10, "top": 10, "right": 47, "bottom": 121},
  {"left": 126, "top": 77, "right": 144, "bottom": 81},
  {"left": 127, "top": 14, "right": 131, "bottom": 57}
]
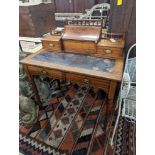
[{"left": 109, "top": 43, "right": 136, "bottom": 146}]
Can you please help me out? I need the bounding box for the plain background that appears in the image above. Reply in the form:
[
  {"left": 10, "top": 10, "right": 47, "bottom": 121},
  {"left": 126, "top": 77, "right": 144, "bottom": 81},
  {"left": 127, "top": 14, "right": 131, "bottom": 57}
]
[{"left": 0, "top": 0, "right": 155, "bottom": 154}]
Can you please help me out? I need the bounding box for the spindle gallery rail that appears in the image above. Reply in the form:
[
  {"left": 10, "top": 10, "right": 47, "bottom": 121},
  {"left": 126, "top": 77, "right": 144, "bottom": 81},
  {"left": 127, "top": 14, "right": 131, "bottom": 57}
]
[
  {"left": 51, "top": 19, "right": 107, "bottom": 36},
  {"left": 65, "top": 19, "right": 105, "bottom": 27},
  {"left": 101, "top": 32, "right": 125, "bottom": 40}
]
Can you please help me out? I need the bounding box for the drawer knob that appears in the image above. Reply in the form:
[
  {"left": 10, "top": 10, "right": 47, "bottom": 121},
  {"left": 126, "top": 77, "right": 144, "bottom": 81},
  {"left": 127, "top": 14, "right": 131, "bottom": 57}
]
[
  {"left": 104, "top": 49, "right": 112, "bottom": 54},
  {"left": 41, "top": 70, "right": 48, "bottom": 75},
  {"left": 83, "top": 78, "right": 89, "bottom": 84},
  {"left": 49, "top": 43, "right": 54, "bottom": 47}
]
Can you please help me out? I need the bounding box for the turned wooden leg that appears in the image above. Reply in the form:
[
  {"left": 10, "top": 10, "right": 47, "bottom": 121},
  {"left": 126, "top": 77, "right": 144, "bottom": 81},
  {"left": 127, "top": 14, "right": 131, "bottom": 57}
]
[{"left": 23, "top": 65, "right": 42, "bottom": 106}]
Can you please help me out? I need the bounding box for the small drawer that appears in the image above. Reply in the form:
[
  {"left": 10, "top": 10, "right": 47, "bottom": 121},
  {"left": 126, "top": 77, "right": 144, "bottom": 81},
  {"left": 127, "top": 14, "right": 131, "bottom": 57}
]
[
  {"left": 66, "top": 73, "right": 88, "bottom": 85},
  {"left": 28, "top": 66, "right": 64, "bottom": 79},
  {"left": 66, "top": 73, "right": 110, "bottom": 93},
  {"left": 96, "top": 46, "right": 123, "bottom": 58},
  {"left": 42, "top": 40, "right": 61, "bottom": 51}
]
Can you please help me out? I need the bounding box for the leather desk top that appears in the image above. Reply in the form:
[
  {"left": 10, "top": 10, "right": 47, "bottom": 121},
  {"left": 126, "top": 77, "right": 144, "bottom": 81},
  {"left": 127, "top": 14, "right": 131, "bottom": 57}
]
[
  {"left": 32, "top": 51, "right": 115, "bottom": 72},
  {"left": 20, "top": 49, "right": 124, "bottom": 81}
]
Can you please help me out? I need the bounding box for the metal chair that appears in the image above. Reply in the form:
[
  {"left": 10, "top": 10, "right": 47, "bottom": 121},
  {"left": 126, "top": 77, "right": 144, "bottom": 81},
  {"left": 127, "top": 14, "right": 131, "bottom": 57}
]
[{"left": 109, "top": 43, "right": 136, "bottom": 146}]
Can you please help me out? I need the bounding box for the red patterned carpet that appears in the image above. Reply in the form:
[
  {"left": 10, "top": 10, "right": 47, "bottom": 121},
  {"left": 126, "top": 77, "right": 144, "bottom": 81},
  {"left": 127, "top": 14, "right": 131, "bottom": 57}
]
[{"left": 19, "top": 83, "right": 136, "bottom": 155}]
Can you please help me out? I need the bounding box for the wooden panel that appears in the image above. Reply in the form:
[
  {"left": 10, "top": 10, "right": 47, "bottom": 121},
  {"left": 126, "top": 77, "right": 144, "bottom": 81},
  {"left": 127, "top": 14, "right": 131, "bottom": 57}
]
[
  {"left": 88, "top": 76, "right": 110, "bottom": 93},
  {"left": 19, "top": 3, "right": 55, "bottom": 37},
  {"left": 66, "top": 72, "right": 87, "bottom": 84},
  {"left": 55, "top": 0, "right": 73, "bottom": 13},
  {"left": 73, "top": 0, "right": 86, "bottom": 13},
  {"left": 66, "top": 73, "right": 110, "bottom": 93},
  {"left": 63, "top": 40, "right": 96, "bottom": 54},
  {"left": 55, "top": 0, "right": 95, "bottom": 13},
  {"left": 84, "top": 0, "right": 96, "bottom": 10},
  {"left": 125, "top": 0, "right": 136, "bottom": 50},
  {"left": 109, "top": 0, "right": 136, "bottom": 50},
  {"left": 73, "top": 0, "right": 95, "bottom": 13},
  {"left": 28, "top": 65, "right": 65, "bottom": 79}
]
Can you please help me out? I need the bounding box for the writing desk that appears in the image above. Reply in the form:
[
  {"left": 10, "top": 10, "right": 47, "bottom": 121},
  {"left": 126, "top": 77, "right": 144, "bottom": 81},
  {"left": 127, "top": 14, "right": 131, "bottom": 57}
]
[
  {"left": 20, "top": 25, "right": 124, "bottom": 106},
  {"left": 20, "top": 49, "right": 124, "bottom": 106}
]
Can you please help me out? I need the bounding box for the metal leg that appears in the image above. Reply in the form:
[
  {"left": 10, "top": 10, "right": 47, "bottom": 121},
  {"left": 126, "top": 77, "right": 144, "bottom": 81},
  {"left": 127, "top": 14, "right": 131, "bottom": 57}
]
[
  {"left": 115, "top": 94, "right": 121, "bottom": 110},
  {"left": 109, "top": 97, "right": 122, "bottom": 146}
]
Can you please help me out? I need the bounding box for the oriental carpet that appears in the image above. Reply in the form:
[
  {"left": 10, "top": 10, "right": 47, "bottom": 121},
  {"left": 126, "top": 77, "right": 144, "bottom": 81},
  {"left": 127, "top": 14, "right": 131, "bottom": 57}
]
[{"left": 19, "top": 83, "right": 136, "bottom": 155}]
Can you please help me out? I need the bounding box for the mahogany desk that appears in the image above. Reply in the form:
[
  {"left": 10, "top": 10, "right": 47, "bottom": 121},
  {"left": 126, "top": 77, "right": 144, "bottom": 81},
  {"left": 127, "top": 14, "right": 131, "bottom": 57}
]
[{"left": 20, "top": 49, "right": 124, "bottom": 106}]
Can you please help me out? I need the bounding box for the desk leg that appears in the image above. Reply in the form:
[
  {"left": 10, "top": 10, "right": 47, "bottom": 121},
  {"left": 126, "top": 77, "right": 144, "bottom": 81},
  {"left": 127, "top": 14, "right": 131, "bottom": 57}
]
[
  {"left": 107, "top": 81, "right": 117, "bottom": 113},
  {"left": 23, "top": 65, "right": 42, "bottom": 106}
]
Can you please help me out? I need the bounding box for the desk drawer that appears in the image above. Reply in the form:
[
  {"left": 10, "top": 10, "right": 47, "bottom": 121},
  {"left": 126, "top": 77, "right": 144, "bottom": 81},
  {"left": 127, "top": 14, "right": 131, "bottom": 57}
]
[
  {"left": 28, "top": 66, "right": 64, "bottom": 79},
  {"left": 96, "top": 46, "right": 123, "bottom": 58},
  {"left": 66, "top": 73, "right": 110, "bottom": 93},
  {"left": 42, "top": 40, "right": 61, "bottom": 51}
]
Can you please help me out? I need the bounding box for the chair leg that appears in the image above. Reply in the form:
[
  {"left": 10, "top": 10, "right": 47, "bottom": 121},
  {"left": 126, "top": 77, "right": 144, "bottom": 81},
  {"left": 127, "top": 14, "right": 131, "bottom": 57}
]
[
  {"left": 115, "top": 95, "right": 120, "bottom": 110},
  {"left": 109, "top": 98, "right": 122, "bottom": 146}
]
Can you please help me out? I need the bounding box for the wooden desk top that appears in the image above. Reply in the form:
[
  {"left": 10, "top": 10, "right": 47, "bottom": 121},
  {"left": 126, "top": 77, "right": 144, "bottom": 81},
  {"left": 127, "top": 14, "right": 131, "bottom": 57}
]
[
  {"left": 20, "top": 49, "right": 124, "bottom": 81},
  {"left": 42, "top": 35, "right": 61, "bottom": 42},
  {"left": 62, "top": 25, "right": 101, "bottom": 42},
  {"left": 97, "top": 39, "right": 125, "bottom": 48}
]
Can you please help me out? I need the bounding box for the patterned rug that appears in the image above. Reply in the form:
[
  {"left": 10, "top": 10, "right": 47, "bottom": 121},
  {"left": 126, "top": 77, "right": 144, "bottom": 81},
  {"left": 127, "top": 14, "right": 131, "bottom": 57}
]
[
  {"left": 105, "top": 114, "right": 136, "bottom": 155},
  {"left": 19, "top": 83, "right": 108, "bottom": 155},
  {"left": 19, "top": 132, "right": 67, "bottom": 155},
  {"left": 113, "top": 117, "right": 136, "bottom": 155}
]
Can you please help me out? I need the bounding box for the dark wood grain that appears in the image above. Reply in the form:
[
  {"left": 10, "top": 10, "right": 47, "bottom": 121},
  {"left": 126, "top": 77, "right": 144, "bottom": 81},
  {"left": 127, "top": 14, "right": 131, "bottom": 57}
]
[
  {"left": 19, "top": 3, "right": 56, "bottom": 37},
  {"left": 62, "top": 25, "right": 101, "bottom": 42}
]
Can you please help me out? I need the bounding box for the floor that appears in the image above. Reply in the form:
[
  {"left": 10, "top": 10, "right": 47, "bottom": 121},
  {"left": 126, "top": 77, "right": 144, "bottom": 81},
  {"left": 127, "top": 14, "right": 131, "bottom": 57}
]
[{"left": 19, "top": 83, "right": 136, "bottom": 155}]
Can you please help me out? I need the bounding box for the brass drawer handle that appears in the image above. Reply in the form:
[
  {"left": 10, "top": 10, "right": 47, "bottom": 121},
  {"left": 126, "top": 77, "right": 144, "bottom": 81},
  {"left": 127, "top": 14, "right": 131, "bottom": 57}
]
[
  {"left": 104, "top": 49, "right": 112, "bottom": 54},
  {"left": 83, "top": 78, "right": 89, "bottom": 84},
  {"left": 41, "top": 70, "right": 48, "bottom": 75},
  {"left": 49, "top": 43, "right": 54, "bottom": 47}
]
